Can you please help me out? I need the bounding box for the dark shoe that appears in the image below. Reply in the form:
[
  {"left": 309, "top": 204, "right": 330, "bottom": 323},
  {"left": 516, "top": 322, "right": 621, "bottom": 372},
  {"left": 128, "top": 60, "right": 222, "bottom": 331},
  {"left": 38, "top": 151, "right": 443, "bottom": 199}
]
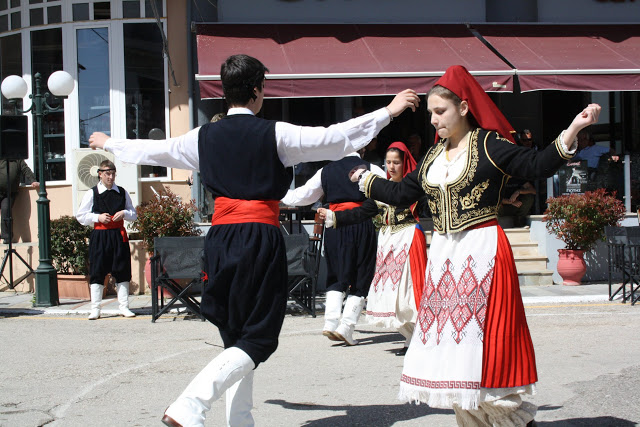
[
  {"left": 395, "top": 347, "right": 408, "bottom": 356},
  {"left": 2, "top": 238, "right": 8, "bottom": 244},
  {"left": 526, "top": 420, "right": 537, "bottom": 427},
  {"left": 161, "top": 413, "right": 182, "bottom": 427}
]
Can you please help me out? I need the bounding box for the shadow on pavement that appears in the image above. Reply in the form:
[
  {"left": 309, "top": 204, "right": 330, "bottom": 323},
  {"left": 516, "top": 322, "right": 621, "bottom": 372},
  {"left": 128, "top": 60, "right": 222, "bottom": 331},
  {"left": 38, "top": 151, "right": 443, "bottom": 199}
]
[
  {"left": 265, "top": 398, "right": 450, "bottom": 426},
  {"left": 536, "top": 416, "right": 636, "bottom": 426}
]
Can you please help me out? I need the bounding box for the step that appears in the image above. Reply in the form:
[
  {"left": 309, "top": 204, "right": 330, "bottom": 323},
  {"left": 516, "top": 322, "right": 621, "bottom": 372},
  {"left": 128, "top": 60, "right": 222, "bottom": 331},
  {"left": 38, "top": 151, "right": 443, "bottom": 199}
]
[
  {"left": 517, "top": 270, "right": 554, "bottom": 286},
  {"left": 504, "top": 228, "right": 535, "bottom": 244},
  {"left": 510, "top": 242, "right": 540, "bottom": 257},
  {"left": 514, "top": 255, "right": 548, "bottom": 271}
]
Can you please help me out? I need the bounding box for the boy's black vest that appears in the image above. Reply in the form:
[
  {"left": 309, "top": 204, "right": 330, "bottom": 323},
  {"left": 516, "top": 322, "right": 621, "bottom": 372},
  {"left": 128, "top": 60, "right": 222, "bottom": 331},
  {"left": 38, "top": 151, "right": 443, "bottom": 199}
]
[
  {"left": 198, "top": 114, "right": 292, "bottom": 200},
  {"left": 321, "top": 156, "right": 372, "bottom": 204},
  {"left": 92, "top": 185, "right": 126, "bottom": 215}
]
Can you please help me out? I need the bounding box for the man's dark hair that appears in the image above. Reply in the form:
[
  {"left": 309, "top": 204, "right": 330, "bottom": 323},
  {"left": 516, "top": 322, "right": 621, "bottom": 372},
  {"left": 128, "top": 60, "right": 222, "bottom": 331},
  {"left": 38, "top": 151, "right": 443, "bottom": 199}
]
[
  {"left": 220, "top": 54, "right": 269, "bottom": 106},
  {"left": 99, "top": 159, "right": 116, "bottom": 171}
]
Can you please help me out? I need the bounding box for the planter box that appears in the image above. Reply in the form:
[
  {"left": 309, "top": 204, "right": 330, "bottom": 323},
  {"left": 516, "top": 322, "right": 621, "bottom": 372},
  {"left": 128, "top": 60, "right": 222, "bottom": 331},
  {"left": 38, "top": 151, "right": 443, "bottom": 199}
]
[{"left": 57, "top": 274, "right": 107, "bottom": 300}]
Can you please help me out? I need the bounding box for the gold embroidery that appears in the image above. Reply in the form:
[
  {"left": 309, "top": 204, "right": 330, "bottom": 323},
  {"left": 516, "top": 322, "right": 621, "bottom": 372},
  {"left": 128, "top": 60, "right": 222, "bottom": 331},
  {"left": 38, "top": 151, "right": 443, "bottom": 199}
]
[
  {"left": 363, "top": 173, "right": 378, "bottom": 198},
  {"left": 421, "top": 129, "right": 500, "bottom": 234},
  {"left": 459, "top": 180, "right": 489, "bottom": 210},
  {"left": 554, "top": 132, "right": 574, "bottom": 160}
]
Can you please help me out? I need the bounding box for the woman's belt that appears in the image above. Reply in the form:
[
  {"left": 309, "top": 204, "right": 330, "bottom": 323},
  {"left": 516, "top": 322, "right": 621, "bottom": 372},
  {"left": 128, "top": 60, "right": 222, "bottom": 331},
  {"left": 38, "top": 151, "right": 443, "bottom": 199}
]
[
  {"left": 94, "top": 220, "right": 129, "bottom": 242},
  {"left": 211, "top": 197, "right": 280, "bottom": 228},
  {"left": 467, "top": 218, "right": 499, "bottom": 231},
  {"left": 329, "top": 201, "right": 363, "bottom": 212}
]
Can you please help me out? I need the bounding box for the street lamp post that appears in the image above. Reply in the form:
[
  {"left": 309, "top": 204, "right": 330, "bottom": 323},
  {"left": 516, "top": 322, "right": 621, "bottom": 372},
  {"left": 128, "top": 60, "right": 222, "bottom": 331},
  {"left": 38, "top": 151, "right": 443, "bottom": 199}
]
[{"left": 1, "top": 71, "right": 75, "bottom": 307}]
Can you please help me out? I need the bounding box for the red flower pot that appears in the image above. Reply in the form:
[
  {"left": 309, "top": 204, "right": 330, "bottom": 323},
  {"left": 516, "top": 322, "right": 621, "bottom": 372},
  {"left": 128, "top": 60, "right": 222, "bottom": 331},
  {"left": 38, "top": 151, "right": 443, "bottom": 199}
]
[{"left": 557, "top": 249, "right": 587, "bottom": 286}]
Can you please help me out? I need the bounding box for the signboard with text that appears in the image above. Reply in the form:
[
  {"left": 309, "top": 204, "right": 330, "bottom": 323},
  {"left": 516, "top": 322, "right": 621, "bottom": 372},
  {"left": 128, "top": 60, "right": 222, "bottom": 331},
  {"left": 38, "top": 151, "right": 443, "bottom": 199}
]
[{"left": 558, "top": 160, "right": 589, "bottom": 195}]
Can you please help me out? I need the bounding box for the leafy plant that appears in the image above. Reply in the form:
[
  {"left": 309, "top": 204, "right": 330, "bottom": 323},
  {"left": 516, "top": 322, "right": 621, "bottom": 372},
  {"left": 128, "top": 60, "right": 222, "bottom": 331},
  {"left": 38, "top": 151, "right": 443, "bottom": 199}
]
[
  {"left": 544, "top": 188, "right": 626, "bottom": 252},
  {"left": 130, "top": 188, "right": 201, "bottom": 255},
  {"left": 50, "top": 215, "right": 92, "bottom": 275}
]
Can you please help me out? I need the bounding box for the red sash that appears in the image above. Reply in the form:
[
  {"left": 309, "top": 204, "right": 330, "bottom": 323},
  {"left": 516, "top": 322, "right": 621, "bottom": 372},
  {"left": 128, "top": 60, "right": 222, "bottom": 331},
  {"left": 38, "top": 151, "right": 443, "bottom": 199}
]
[
  {"left": 468, "top": 218, "right": 498, "bottom": 231},
  {"left": 211, "top": 197, "right": 280, "bottom": 228},
  {"left": 95, "top": 220, "right": 129, "bottom": 242},
  {"left": 329, "top": 202, "right": 363, "bottom": 212}
]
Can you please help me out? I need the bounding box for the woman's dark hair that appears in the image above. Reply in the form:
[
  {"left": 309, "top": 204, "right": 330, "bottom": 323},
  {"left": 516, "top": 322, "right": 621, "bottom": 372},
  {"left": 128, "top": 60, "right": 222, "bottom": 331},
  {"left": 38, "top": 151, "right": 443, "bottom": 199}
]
[
  {"left": 427, "top": 85, "right": 479, "bottom": 128},
  {"left": 386, "top": 147, "right": 404, "bottom": 162},
  {"left": 220, "top": 54, "right": 269, "bottom": 106}
]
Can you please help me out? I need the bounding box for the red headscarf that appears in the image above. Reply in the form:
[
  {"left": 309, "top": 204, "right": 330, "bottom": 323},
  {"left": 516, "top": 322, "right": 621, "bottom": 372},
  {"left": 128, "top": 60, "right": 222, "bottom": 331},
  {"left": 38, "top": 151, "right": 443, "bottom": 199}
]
[
  {"left": 433, "top": 65, "right": 516, "bottom": 143},
  {"left": 386, "top": 141, "right": 417, "bottom": 179}
]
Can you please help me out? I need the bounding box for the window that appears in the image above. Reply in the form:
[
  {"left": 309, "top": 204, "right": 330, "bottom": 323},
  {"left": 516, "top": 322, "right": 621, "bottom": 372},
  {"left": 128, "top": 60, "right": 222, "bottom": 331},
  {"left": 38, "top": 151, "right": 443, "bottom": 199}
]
[
  {"left": 32, "top": 27, "right": 65, "bottom": 181},
  {"left": 0, "top": 0, "right": 20, "bottom": 31},
  {"left": 0, "top": 33, "right": 22, "bottom": 114},
  {"left": 123, "top": 22, "right": 166, "bottom": 177},
  {"left": 77, "top": 27, "right": 110, "bottom": 147}
]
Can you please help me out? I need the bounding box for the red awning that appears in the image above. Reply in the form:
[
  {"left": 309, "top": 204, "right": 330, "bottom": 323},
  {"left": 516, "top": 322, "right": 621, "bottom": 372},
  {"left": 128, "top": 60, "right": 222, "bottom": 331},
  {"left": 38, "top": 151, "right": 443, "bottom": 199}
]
[
  {"left": 195, "top": 24, "right": 515, "bottom": 99},
  {"left": 475, "top": 24, "right": 640, "bottom": 92}
]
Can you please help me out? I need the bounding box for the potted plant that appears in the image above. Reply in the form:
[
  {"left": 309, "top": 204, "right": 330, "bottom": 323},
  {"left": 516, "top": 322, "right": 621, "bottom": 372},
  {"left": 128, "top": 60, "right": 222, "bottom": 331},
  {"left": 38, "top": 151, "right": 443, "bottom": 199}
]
[
  {"left": 544, "top": 188, "right": 626, "bottom": 285},
  {"left": 129, "top": 188, "right": 202, "bottom": 287},
  {"left": 50, "top": 215, "right": 96, "bottom": 299}
]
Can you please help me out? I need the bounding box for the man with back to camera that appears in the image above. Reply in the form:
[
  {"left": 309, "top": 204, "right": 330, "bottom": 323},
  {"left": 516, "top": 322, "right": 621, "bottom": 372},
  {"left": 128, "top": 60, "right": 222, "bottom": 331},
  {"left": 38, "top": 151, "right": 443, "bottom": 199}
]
[{"left": 88, "top": 54, "right": 420, "bottom": 426}]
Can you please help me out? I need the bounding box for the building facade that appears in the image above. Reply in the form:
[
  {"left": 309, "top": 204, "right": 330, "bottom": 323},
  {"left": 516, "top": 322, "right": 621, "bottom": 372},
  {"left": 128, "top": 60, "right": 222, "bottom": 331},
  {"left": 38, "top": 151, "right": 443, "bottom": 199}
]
[{"left": 0, "top": 0, "right": 638, "bottom": 292}]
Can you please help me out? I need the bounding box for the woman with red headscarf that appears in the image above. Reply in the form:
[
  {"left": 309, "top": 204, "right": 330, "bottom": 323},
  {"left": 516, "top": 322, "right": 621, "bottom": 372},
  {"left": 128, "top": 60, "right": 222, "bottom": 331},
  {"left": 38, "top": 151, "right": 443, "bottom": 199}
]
[
  {"left": 351, "top": 66, "right": 601, "bottom": 426},
  {"left": 319, "top": 141, "right": 427, "bottom": 355}
]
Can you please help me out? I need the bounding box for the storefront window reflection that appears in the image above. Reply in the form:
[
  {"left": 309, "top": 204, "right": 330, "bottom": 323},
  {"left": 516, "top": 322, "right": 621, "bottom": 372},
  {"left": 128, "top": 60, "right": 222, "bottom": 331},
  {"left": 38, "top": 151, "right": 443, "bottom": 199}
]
[
  {"left": 32, "top": 27, "right": 65, "bottom": 181},
  {"left": 0, "top": 33, "right": 21, "bottom": 114},
  {"left": 123, "top": 22, "right": 166, "bottom": 178},
  {"left": 77, "top": 27, "right": 111, "bottom": 147}
]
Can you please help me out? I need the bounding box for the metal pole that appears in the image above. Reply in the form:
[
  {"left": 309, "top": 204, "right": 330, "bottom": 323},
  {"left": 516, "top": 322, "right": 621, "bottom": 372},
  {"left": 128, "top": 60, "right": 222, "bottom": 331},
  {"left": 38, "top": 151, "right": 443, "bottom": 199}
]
[{"left": 32, "top": 73, "right": 58, "bottom": 307}]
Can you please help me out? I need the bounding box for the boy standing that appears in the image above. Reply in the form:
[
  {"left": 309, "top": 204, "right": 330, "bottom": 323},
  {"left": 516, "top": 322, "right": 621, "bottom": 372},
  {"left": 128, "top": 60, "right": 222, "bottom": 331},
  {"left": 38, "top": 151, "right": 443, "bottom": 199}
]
[{"left": 76, "top": 160, "right": 137, "bottom": 320}]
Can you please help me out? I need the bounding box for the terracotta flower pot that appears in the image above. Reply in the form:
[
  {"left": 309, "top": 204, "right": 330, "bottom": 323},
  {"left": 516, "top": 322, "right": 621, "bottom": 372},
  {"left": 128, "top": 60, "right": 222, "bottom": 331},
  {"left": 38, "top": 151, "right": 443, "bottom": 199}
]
[
  {"left": 57, "top": 274, "right": 108, "bottom": 300},
  {"left": 557, "top": 249, "right": 587, "bottom": 286}
]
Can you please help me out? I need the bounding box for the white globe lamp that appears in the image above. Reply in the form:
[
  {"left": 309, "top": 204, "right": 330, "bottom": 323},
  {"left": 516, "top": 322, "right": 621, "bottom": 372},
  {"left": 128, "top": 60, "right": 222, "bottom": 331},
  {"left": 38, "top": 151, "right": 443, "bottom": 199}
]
[
  {"left": 47, "top": 71, "right": 74, "bottom": 97},
  {"left": 1, "top": 75, "right": 28, "bottom": 100}
]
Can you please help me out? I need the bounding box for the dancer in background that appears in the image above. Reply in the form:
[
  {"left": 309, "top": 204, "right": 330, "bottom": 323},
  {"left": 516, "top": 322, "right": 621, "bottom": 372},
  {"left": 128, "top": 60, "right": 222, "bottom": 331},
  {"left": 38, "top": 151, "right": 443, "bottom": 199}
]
[
  {"left": 89, "top": 53, "right": 419, "bottom": 426},
  {"left": 318, "top": 141, "right": 427, "bottom": 356},
  {"left": 351, "top": 65, "right": 600, "bottom": 426},
  {"left": 281, "top": 151, "right": 385, "bottom": 346}
]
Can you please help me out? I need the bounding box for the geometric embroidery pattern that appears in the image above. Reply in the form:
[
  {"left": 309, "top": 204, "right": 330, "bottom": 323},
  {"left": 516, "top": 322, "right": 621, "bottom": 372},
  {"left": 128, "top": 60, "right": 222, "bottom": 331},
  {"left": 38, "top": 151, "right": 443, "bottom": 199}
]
[
  {"left": 400, "top": 374, "right": 481, "bottom": 390},
  {"left": 417, "top": 255, "right": 495, "bottom": 345},
  {"left": 372, "top": 243, "right": 408, "bottom": 293}
]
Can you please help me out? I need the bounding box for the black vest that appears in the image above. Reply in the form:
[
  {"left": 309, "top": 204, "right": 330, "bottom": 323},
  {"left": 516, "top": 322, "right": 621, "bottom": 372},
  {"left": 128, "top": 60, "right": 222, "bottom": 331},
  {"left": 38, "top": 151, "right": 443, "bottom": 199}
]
[
  {"left": 92, "top": 186, "right": 126, "bottom": 215},
  {"left": 198, "top": 114, "right": 293, "bottom": 200},
  {"left": 321, "top": 156, "right": 371, "bottom": 204}
]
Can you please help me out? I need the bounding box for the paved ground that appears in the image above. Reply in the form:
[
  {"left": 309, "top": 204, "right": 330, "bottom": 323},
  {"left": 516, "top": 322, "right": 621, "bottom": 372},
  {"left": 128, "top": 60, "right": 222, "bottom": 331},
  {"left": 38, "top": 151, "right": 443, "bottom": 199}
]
[
  {"left": 1, "top": 283, "right": 638, "bottom": 427},
  {"left": 0, "top": 283, "right": 614, "bottom": 317}
]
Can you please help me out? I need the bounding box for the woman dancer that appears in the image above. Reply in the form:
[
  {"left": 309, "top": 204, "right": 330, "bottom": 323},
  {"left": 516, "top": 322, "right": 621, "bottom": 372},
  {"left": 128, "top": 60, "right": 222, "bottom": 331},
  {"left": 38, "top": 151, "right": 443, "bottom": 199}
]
[
  {"left": 351, "top": 65, "right": 600, "bottom": 426},
  {"left": 319, "top": 141, "right": 427, "bottom": 356}
]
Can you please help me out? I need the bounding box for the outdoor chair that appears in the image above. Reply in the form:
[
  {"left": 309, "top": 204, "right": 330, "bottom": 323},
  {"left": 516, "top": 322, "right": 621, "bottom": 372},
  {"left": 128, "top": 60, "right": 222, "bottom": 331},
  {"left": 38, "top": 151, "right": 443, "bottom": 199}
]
[
  {"left": 150, "top": 236, "right": 206, "bottom": 322},
  {"left": 283, "top": 212, "right": 324, "bottom": 317},
  {"left": 605, "top": 226, "right": 640, "bottom": 305}
]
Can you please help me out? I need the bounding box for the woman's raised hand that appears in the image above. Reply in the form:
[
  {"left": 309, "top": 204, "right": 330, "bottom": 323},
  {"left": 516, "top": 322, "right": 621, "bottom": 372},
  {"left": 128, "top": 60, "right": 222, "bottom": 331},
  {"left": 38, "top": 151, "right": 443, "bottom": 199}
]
[
  {"left": 563, "top": 104, "right": 602, "bottom": 149},
  {"left": 571, "top": 104, "right": 601, "bottom": 131}
]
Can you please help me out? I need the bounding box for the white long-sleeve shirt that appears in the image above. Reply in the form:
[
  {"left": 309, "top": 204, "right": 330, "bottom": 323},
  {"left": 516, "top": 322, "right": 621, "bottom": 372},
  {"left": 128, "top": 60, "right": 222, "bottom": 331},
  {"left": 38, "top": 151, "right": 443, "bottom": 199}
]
[
  {"left": 76, "top": 181, "right": 137, "bottom": 226},
  {"left": 281, "top": 153, "right": 386, "bottom": 206},
  {"left": 102, "top": 107, "right": 392, "bottom": 171}
]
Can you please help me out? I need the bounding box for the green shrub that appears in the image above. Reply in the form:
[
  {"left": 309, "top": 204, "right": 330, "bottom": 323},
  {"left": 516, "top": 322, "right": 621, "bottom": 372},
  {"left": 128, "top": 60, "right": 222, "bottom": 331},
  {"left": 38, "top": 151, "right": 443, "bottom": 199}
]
[
  {"left": 130, "top": 188, "right": 201, "bottom": 255},
  {"left": 50, "top": 215, "right": 91, "bottom": 275},
  {"left": 544, "top": 188, "right": 626, "bottom": 252}
]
